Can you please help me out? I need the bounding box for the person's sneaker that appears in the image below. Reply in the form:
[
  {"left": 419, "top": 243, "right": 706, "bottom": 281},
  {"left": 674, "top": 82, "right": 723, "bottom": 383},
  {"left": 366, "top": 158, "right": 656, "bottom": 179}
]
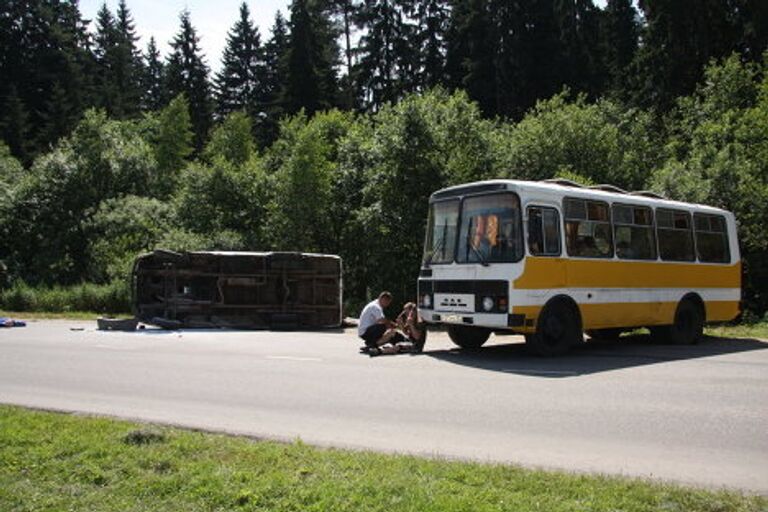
[{"left": 368, "top": 347, "right": 381, "bottom": 357}]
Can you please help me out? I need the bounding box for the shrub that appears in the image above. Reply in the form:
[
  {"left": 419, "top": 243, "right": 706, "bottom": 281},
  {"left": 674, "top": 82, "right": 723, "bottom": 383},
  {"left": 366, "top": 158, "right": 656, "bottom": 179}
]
[{"left": 0, "top": 280, "right": 130, "bottom": 313}]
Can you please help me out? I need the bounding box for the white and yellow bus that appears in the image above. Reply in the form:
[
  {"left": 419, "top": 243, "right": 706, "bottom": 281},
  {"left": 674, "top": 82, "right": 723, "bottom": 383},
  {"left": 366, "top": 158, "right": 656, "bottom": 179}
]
[{"left": 418, "top": 179, "right": 741, "bottom": 355}]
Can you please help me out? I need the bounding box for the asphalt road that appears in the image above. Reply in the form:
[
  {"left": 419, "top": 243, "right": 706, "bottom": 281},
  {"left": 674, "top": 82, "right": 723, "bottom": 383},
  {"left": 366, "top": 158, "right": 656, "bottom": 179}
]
[{"left": 1, "top": 320, "right": 767, "bottom": 493}]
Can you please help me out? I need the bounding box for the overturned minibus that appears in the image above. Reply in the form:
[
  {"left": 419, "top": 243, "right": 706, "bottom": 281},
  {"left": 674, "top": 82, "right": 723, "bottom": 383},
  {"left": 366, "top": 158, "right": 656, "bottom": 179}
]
[{"left": 132, "top": 250, "right": 342, "bottom": 329}]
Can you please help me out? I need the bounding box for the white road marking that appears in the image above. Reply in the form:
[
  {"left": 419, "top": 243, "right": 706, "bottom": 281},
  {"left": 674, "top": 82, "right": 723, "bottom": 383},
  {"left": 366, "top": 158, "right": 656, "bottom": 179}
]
[
  {"left": 502, "top": 368, "right": 578, "bottom": 376},
  {"left": 266, "top": 356, "right": 323, "bottom": 362}
]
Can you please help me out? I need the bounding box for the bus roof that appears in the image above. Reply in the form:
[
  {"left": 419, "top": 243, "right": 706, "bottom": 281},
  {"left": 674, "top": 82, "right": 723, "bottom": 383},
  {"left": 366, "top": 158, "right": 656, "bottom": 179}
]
[{"left": 429, "top": 179, "right": 731, "bottom": 215}]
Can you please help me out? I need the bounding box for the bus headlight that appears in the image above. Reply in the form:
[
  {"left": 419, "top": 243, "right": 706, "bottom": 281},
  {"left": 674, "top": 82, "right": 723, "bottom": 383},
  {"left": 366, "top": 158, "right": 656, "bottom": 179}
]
[
  {"left": 422, "top": 294, "right": 432, "bottom": 309},
  {"left": 482, "top": 296, "right": 495, "bottom": 312}
]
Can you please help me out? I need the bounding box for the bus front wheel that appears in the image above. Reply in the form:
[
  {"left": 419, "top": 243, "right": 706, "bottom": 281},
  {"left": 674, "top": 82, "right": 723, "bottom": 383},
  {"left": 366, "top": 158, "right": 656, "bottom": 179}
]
[
  {"left": 447, "top": 324, "right": 491, "bottom": 350},
  {"left": 526, "top": 300, "right": 582, "bottom": 356}
]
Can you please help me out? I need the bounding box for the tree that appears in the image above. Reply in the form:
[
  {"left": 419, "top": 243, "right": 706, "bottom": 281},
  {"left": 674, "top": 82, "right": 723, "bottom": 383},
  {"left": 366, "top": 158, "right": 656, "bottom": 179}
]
[
  {"left": 150, "top": 94, "right": 194, "bottom": 197},
  {"left": 265, "top": 111, "right": 351, "bottom": 252},
  {"left": 410, "top": 0, "right": 449, "bottom": 89},
  {"left": 0, "top": 0, "right": 92, "bottom": 158},
  {"left": 632, "top": 0, "right": 748, "bottom": 110},
  {"left": 445, "top": 0, "right": 496, "bottom": 116},
  {"left": 601, "top": 0, "right": 639, "bottom": 94},
  {"left": 354, "top": 0, "right": 417, "bottom": 110},
  {"left": 555, "top": 0, "right": 606, "bottom": 98},
  {"left": 142, "top": 37, "right": 165, "bottom": 111},
  {"left": 204, "top": 111, "right": 256, "bottom": 166},
  {"left": 85, "top": 195, "right": 175, "bottom": 282},
  {"left": 0, "top": 86, "right": 31, "bottom": 165},
  {"left": 3, "top": 110, "right": 156, "bottom": 284},
  {"left": 281, "top": 0, "right": 340, "bottom": 115},
  {"left": 165, "top": 10, "right": 213, "bottom": 151},
  {"left": 215, "top": 3, "right": 265, "bottom": 119},
  {"left": 260, "top": 11, "right": 290, "bottom": 146},
  {"left": 175, "top": 156, "right": 269, "bottom": 249},
  {"left": 649, "top": 55, "right": 768, "bottom": 313},
  {"left": 91, "top": 1, "right": 143, "bottom": 118},
  {"left": 114, "top": 0, "right": 144, "bottom": 115}
]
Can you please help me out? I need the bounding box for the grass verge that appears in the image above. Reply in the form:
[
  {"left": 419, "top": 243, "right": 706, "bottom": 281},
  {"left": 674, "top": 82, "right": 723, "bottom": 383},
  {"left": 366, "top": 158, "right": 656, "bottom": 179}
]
[
  {"left": 705, "top": 321, "right": 768, "bottom": 340},
  {"left": 0, "top": 280, "right": 130, "bottom": 314},
  {"left": 0, "top": 310, "right": 128, "bottom": 321},
  {"left": 0, "top": 405, "right": 765, "bottom": 512}
]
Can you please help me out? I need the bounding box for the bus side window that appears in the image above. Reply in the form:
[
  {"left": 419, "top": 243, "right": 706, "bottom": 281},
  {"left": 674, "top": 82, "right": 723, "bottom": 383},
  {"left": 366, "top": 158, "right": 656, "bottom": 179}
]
[
  {"left": 613, "top": 204, "right": 656, "bottom": 260},
  {"left": 564, "top": 198, "right": 613, "bottom": 258},
  {"left": 656, "top": 208, "right": 695, "bottom": 261},
  {"left": 528, "top": 206, "right": 561, "bottom": 256},
  {"left": 694, "top": 213, "right": 731, "bottom": 263}
]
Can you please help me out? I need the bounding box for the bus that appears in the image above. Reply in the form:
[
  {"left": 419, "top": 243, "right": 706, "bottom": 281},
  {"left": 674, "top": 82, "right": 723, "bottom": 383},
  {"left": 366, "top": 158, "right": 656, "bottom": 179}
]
[{"left": 417, "top": 179, "right": 741, "bottom": 355}]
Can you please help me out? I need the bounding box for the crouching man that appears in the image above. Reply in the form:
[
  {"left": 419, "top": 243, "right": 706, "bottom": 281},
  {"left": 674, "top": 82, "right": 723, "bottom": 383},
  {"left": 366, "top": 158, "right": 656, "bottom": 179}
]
[{"left": 358, "top": 291, "right": 399, "bottom": 354}]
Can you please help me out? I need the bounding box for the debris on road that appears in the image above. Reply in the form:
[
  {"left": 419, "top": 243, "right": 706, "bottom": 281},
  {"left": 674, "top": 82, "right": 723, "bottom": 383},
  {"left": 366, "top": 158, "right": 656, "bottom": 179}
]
[
  {"left": 0, "top": 317, "right": 26, "bottom": 327},
  {"left": 97, "top": 317, "right": 139, "bottom": 331}
]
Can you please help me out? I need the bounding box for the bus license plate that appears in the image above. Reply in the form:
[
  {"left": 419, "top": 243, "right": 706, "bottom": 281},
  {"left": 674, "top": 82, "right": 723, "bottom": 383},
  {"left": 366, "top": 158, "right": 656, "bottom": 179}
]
[{"left": 442, "top": 314, "right": 462, "bottom": 323}]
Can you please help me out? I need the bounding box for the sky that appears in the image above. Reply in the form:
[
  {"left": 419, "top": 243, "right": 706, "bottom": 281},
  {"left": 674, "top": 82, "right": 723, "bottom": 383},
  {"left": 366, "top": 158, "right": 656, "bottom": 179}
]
[
  {"left": 79, "top": 0, "right": 291, "bottom": 72},
  {"left": 80, "top": 0, "right": 611, "bottom": 73}
]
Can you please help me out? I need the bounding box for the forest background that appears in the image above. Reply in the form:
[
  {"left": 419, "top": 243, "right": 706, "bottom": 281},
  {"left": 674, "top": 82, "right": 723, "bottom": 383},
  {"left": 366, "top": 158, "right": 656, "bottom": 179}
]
[{"left": 1, "top": 0, "right": 767, "bottom": 318}]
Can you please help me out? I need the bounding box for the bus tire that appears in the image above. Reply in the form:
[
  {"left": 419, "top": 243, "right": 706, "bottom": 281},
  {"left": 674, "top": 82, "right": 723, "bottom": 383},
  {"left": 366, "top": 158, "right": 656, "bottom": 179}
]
[
  {"left": 526, "top": 299, "right": 582, "bottom": 356},
  {"left": 447, "top": 324, "right": 491, "bottom": 350},
  {"left": 586, "top": 328, "right": 623, "bottom": 342},
  {"left": 668, "top": 298, "right": 704, "bottom": 345}
]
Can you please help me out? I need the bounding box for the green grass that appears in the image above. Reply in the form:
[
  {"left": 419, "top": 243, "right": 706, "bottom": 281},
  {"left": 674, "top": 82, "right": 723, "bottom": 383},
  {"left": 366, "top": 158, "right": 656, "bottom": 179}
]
[
  {"left": 0, "top": 280, "right": 130, "bottom": 314},
  {"left": 0, "top": 406, "right": 764, "bottom": 512},
  {"left": 0, "top": 310, "right": 126, "bottom": 321},
  {"left": 705, "top": 321, "right": 768, "bottom": 340}
]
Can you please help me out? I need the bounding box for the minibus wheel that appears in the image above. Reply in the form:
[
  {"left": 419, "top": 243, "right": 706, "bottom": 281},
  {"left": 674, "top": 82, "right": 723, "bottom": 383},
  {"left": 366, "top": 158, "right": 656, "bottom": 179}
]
[
  {"left": 526, "top": 299, "right": 582, "bottom": 356},
  {"left": 447, "top": 324, "right": 491, "bottom": 350},
  {"left": 668, "top": 298, "right": 704, "bottom": 345}
]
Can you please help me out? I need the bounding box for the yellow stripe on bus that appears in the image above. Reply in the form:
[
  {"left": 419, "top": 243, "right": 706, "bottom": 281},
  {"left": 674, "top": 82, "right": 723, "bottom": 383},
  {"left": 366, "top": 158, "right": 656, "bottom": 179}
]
[
  {"left": 512, "top": 301, "right": 740, "bottom": 332},
  {"left": 513, "top": 258, "right": 741, "bottom": 290}
]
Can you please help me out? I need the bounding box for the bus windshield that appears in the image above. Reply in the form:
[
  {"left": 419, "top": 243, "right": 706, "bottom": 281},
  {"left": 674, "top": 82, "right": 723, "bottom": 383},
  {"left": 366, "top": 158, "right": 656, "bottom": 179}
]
[
  {"left": 457, "top": 193, "right": 523, "bottom": 264},
  {"left": 423, "top": 200, "right": 459, "bottom": 265}
]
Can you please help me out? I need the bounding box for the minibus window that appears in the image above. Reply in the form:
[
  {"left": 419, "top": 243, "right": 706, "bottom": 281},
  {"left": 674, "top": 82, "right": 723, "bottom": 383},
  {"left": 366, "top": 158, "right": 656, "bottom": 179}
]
[
  {"left": 565, "top": 198, "right": 613, "bottom": 258},
  {"left": 694, "top": 213, "right": 730, "bottom": 263},
  {"left": 423, "top": 200, "right": 459, "bottom": 264},
  {"left": 656, "top": 208, "right": 695, "bottom": 261},
  {"left": 528, "top": 206, "right": 561, "bottom": 256},
  {"left": 457, "top": 194, "right": 523, "bottom": 263},
  {"left": 613, "top": 204, "right": 656, "bottom": 260}
]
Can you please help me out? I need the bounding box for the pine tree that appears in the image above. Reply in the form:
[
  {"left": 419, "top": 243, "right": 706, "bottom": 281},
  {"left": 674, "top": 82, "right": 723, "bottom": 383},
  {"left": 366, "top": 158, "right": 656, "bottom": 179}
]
[
  {"left": 633, "top": 0, "right": 743, "bottom": 110},
  {"left": 354, "top": 0, "right": 417, "bottom": 110},
  {"left": 165, "top": 10, "right": 213, "bottom": 151},
  {"left": 92, "top": 4, "right": 121, "bottom": 114},
  {"left": 410, "top": 0, "right": 449, "bottom": 89},
  {"left": 282, "top": 0, "right": 339, "bottom": 115},
  {"left": 142, "top": 37, "right": 165, "bottom": 111},
  {"left": 0, "top": 0, "right": 92, "bottom": 157},
  {"left": 261, "top": 11, "right": 290, "bottom": 146},
  {"left": 0, "top": 85, "right": 31, "bottom": 165},
  {"left": 445, "top": 0, "right": 496, "bottom": 115},
  {"left": 114, "top": 0, "right": 144, "bottom": 116},
  {"left": 92, "top": 1, "right": 143, "bottom": 118},
  {"left": 736, "top": 0, "right": 768, "bottom": 62},
  {"left": 215, "top": 2, "right": 265, "bottom": 119},
  {"left": 555, "top": 0, "right": 606, "bottom": 98},
  {"left": 602, "top": 0, "right": 638, "bottom": 94},
  {"left": 325, "top": 0, "right": 358, "bottom": 108}
]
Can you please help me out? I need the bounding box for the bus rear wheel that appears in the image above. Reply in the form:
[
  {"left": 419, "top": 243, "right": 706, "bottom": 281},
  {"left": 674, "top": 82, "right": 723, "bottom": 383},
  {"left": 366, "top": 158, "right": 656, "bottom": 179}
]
[
  {"left": 655, "top": 299, "right": 704, "bottom": 345},
  {"left": 447, "top": 324, "right": 491, "bottom": 350},
  {"left": 525, "top": 300, "right": 582, "bottom": 356}
]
